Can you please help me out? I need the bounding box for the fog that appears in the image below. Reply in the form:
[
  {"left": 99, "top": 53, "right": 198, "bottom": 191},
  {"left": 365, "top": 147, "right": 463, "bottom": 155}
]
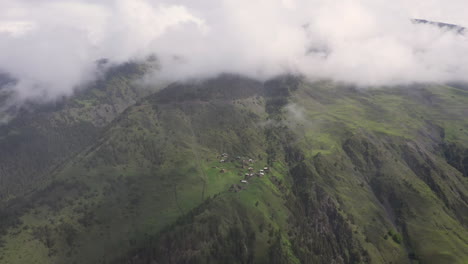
[{"left": 1, "top": 0, "right": 468, "bottom": 103}]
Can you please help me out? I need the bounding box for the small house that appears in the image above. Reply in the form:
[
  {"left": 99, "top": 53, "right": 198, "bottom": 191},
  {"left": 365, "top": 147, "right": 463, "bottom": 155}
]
[{"left": 241, "top": 180, "right": 248, "bottom": 184}]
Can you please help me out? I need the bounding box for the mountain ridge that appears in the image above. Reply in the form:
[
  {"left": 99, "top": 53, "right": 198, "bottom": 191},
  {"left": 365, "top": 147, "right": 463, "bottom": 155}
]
[{"left": 0, "top": 72, "right": 467, "bottom": 264}]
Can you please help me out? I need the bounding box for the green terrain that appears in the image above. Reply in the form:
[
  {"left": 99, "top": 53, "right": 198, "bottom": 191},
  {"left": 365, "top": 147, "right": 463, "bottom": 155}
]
[{"left": 0, "top": 71, "right": 467, "bottom": 264}]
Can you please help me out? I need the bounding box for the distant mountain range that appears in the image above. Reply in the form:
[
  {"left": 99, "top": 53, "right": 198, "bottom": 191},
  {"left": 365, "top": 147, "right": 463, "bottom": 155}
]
[{"left": 412, "top": 19, "right": 466, "bottom": 34}]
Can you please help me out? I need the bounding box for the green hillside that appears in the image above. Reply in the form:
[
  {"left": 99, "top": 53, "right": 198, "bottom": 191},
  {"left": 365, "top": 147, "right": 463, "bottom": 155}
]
[
  {"left": 0, "top": 74, "right": 467, "bottom": 264},
  {"left": 0, "top": 62, "right": 155, "bottom": 201}
]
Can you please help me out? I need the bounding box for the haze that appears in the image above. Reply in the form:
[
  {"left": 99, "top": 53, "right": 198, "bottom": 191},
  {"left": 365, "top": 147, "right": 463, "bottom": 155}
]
[{"left": 1, "top": 0, "right": 468, "bottom": 103}]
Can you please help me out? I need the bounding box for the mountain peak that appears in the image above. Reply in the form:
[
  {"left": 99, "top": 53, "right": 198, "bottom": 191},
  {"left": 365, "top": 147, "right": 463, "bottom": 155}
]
[{"left": 412, "top": 18, "right": 466, "bottom": 34}]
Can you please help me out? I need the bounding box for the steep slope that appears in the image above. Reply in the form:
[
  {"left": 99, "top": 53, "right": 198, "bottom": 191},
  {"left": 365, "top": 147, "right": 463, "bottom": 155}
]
[
  {"left": 0, "top": 62, "right": 154, "bottom": 201},
  {"left": 123, "top": 81, "right": 468, "bottom": 264},
  {"left": 0, "top": 75, "right": 467, "bottom": 264}
]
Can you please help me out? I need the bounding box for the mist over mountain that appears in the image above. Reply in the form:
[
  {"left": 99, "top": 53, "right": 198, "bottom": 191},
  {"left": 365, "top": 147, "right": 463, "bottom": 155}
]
[
  {"left": 1, "top": 0, "right": 468, "bottom": 106},
  {"left": 0, "top": 1, "right": 467, "bottom": 264},
  {"left": 0, "top": 71, "right": 467, "bottom": 264}
]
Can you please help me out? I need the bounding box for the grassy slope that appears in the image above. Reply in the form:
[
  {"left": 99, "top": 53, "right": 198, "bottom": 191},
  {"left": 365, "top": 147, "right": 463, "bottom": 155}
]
[
  {"left": 289, "top": 82, "right": 468, "bottom": 263},
  {"left": 127, "top": 81, "right": 467, "bottom": 264},
  {"left": 0, "top": 76, "right": 275, "bottom": 263},
  {"left": 0, "top": 76, "right": 467, "bottom": 264},
  {"left": 0, "top": 62, "right": 153, "bottom": 201}
]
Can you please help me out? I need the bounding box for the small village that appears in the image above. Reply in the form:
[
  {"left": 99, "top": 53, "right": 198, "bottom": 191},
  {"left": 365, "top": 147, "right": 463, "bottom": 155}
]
[{"left": 214, "top": 152, "right": 269, "bottom": 193}]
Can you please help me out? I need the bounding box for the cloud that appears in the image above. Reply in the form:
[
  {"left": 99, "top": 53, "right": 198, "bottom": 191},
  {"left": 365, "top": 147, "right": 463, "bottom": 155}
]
[
  {"left": 0, "top": 0, "right": 205, "bottom": 103},
  {"left": 1, "top": 0, "right": 468, "bottom": 104}
]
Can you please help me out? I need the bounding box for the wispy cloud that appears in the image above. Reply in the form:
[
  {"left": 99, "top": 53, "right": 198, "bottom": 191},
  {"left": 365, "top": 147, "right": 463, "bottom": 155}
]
[{"left": 1, "top": 0, "right": 467, "bottom": 104}]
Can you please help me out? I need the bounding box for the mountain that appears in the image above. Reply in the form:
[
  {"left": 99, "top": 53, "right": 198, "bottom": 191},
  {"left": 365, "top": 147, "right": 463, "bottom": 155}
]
[
  {"left": 412, "top": 19, "right": 466, "bottom": 34},
  {"left": 0, "top": 62, "right": 155, "bottom": 201},
  {"left": 0, "top": 71, "right": 467, "bottom": 264}
]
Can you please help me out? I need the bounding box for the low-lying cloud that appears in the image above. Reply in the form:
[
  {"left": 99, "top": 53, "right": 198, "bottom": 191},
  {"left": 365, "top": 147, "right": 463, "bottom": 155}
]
[{"left": 1, "top": 0, "right": 468, "bottom": 104}]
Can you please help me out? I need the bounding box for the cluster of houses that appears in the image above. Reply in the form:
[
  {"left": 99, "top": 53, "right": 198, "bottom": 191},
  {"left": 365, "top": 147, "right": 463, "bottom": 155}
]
[
  {"left": 242, "top": 167, "right": 269, "bottom": 183},
  {"left": 219, "top": 153, "right": 229, "bottom": 163},
  {"left": 218, "top": 153, "right": 271, "bottom": 192}
]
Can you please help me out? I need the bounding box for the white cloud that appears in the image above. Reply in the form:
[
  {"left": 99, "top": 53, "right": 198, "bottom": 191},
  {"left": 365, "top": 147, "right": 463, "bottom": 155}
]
[
  {"left": 0, "top": 0, "right": 468, "bottom": 104},
  {"left": 0, "top": 21, "right": 35, "bottom": 36},
  {"left": 0, "top": 0, "right": 206, "bottom": 103}
]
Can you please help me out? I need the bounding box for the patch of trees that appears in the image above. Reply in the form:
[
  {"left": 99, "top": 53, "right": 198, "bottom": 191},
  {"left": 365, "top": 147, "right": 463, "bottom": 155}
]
[
  {"left": 58, "top": 223, "right": 78, "bottom": 247},
  {"left": 289, "top": 157, "right": 369, "bottom": 263},
  {"left": 77, "top": 210, "right": 96, "bottom": 228},
  {"left": 443, "top": 142, "right": 468, "bottom": 177},
  {"left": 120, "top": 197, "right": 259, "bottom": 264},
  {"left": 32, "top": 225, "right": 55, "bottom": 254},
  {"left": 268, "top": 231, "right": 292, "bottom": 264},
  {"left": 386, "top": 230, "right": 403, "bottom": 244}
]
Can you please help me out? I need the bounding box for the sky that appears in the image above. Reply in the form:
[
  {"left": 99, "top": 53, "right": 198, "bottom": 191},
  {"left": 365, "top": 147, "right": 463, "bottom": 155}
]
[{"left": 0, "top": 0, "right": 468, "bottom": 103}]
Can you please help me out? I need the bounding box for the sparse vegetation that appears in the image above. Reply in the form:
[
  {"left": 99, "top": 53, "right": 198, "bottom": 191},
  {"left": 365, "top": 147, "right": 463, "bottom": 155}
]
[{"left": 388, "top": 230, "right": 403, "bottom": 244}]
